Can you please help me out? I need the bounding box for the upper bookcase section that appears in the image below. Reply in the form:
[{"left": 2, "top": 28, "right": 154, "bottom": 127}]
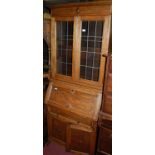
[{"left": 50, "top": 1, "right": 112, "bottom": 17}]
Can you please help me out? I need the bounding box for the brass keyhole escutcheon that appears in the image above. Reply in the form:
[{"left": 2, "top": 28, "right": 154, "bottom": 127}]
[{"left": 76, "top": 8, "right": 80, "bottom": 15}]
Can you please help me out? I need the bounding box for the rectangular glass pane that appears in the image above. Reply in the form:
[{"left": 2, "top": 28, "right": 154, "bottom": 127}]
[
  {"left": 56, "top": 21, "right": 73, "bottom": 76},
  {"left": 80, "top": 66, "right": 86, "bottom": 79},
  {"left": 86, "top": 67, "right": 92, "bottom": 80},
  {"left": 93, "top": 68, "right": 99, "bottom": 81},
  {"left": 80, "top": 52, "right": 86, "bottom": 66},
  {"left": 80, "top": 20, "right": 104, "bottom": 81},
  {"left": 57, "top": 62, "right": 66, "bottom": 75}
]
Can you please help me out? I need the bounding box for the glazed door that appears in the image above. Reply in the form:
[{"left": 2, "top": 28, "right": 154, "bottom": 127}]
[
  {"left": 78, "top": 16, "right": 111, "bottom": 87},
  {"left": 51, "top": 16, "right": 111, "bottom": 88},
  {"left": 51, "top": 17, "right": 74, "bottom": 80}
]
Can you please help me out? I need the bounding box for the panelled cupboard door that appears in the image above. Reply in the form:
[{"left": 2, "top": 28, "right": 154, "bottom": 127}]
[
  {"left": 47, "top": 113, "right": 68, "bottom": 145},
  {"left": 66, "top": 124, "right": 96, "bottom": 155},
  {"left": 51, "top": 16, "right": 111, "bottom": 88}
]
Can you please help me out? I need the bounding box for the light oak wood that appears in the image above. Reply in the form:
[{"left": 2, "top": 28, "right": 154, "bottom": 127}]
[
  {"left": 72, "top": 16, "right": 81, "bottom": 81},
  {"left": 51, "top": 17, "right": 56, "bottom": 79},
  {"left": 46, "top": 1, "right": 112, "bottom": 154},
  {"left": 99, "top": 16, "right": 111, "bottom": 84}
]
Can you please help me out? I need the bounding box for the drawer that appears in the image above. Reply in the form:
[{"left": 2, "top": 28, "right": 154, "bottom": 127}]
[
  {"left": 66, "top": 124, "right": 96, "bottom": 155},
  {"left": 47, "top": 105, "right": 95, "bottom": 128}
]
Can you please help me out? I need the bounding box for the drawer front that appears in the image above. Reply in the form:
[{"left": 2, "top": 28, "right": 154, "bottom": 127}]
[
  {"left": 98, "top": 127, "right": 112, "bottom": 155},
  {"left": 47, "top": 114, "right": 67, "bottom": 144},
  {"left": 66, "top": 125, "right": 96, "bottom": 155},
  {"left": 48, "top": 105, "right": 94, "bottom": 128}
]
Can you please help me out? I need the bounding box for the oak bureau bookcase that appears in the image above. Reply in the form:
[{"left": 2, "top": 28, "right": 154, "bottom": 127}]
[{"left": 45, "top": 1, "right": 112, "bottom": 155}]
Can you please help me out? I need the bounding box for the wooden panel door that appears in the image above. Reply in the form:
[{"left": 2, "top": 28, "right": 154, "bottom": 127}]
[
  {"left": 47, "top": 113, "right": 68, "bottom": 145},
  {"left": 66, "top": 124, "right": 96, "bottom": 155}
]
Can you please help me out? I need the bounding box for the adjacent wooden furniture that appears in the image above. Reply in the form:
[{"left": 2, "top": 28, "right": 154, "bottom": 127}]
[
  {"left": 43, "top": 12, "right": 51, "bottom": 78},
  {"left": 45, "top": 1, "right": 112, "bottom": 155},
  {"left": 43, "top": 13, "right": 51, "bottom": 144},
  {"left": 96, "top": 54, "right": 112, "bottom": 155}
]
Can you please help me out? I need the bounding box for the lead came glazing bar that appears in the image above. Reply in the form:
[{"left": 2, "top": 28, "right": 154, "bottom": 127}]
[
  {"left": 85, "top": 21, "right": 89, "bottom": 79},
  {"left": 92, "top": 21, "right": 97, "bottom": 80}
]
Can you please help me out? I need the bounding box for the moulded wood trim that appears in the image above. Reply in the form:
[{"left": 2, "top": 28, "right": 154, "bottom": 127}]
[
  {"left": 54, "top": 16, "right": 74, "bottom": 21},
  {"left": 51, "top": 5, "right": 111, "bottom": 17},
  {"left": 51, "top": 1, "right": 112, "bottom": 9}
]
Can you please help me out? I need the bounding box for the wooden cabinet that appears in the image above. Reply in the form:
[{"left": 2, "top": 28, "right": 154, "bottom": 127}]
[
  {"left": 101, "top": 54, "right": 112, "bottom": 114},
  {"left": 96, "top": 54, "right": 112, "bottom": 155},
  {"left": 45, "top": 1, "right": 112, "bottom": 155},
  {"left": 43, "top": 12, "right": 51, "bottom": 79}
]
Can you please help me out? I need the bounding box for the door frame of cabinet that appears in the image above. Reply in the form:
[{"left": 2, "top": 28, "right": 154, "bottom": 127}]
[{"left": 51, "top": 14, "right": 111, "bottom": 90}]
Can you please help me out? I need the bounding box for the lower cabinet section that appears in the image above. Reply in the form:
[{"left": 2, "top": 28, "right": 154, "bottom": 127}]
[
  {"left": 66, "top": 124, "right": 96, "bottom": 155},
  {"left": 47, "top": 112, "right": 96, "bottom": 155}
]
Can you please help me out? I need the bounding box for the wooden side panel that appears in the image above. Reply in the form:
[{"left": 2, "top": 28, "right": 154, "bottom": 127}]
[{"left": 101, "top": 55, "right": 112, "bottom": 114}]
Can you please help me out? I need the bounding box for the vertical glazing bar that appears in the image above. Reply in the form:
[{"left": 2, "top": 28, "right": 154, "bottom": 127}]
[
  {"left": 92, "top": 21, "right": 97, "bottom": 80},
  {"left": 85, "top": 21, "right": 89, "bottom": 79},
  {"left": 61, "top": 22, "right": 62, "bottom": 61},
  {"left": 66, "top": 21, "right": 68, "bottom": 75}
]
